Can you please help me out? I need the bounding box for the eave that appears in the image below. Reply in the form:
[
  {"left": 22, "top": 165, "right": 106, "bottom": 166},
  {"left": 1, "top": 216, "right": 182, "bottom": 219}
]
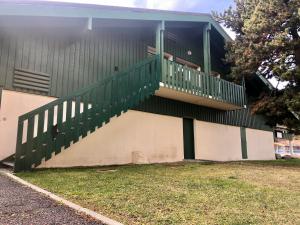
[{"left": 0, "top": 1, "right": 232, "bottom": 41}]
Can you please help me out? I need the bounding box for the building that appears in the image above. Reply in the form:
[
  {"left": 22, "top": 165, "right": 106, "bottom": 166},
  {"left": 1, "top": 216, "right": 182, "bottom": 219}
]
[
  {"left": 0, "top": 1, "right": 275, "bottom": 172},
  {"left": 274, "top": 126, "right": 300, "bottom": 158}
]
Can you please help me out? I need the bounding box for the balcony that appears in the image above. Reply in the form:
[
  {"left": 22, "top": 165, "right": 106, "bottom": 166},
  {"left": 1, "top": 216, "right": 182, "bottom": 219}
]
[{"left": 155, "top": 59, "right": 246, "bottom": 110}]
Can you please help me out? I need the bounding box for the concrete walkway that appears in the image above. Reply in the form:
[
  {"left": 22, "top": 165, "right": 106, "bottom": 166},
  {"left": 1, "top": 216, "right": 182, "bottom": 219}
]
[{"left": 0, "top": 172, "right": 104, "bottom": 225}]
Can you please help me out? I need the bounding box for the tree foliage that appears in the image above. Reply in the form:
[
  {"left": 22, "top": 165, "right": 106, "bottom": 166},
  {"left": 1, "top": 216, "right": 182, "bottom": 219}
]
[{"left": 213, "top": 0, "right": 300, "bottom": 133}]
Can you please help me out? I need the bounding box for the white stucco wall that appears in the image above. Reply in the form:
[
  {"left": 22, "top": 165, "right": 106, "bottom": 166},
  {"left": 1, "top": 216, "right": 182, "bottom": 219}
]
[
  {"left": 0, "top": 90, "right": 55, "bottom": 160},
  {"left": 246, "top": 128, "right": 275, "bottom": 160},
  {"left": 1, "top": 89, "right": 275, "bottom": 165},
  {"left": 194, "top": 120, "right": 242, "bottom": 161},
  {"left": 39, "top": 110, "right": 184, "bottom": 168}
]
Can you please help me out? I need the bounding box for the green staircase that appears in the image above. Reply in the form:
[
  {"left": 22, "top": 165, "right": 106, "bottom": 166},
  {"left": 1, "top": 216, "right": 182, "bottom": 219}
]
[{"left": 14, "top": 55, "right": 160, "bottom": 172}]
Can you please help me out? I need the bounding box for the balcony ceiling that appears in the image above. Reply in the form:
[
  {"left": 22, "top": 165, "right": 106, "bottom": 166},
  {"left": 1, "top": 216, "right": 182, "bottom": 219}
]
[{"left": 155, "top": 86, "right": 243, "bottom": 111}]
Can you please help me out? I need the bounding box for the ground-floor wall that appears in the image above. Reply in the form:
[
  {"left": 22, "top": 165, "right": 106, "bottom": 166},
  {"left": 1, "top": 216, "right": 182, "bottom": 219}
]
[
  {"left": 0, "top": 89, "right": 275, "bottom": 166},
  {"left": 246, "top": 128, "right": 275, "bottom": 160},
  {"left": 0, "top": 89, "right": 55, "bottom": 160},
  {"left": 194, "top": 121, "right": 243, "bottom": 161},
  {"left": 39, "top": 110, "right": 275, "bottom": 168},
  {"left": 194, "top": 121, "right": 275, "bottom": 161},
  {"left": 39, "top": 110, "right": 184, "bottom": 168}
]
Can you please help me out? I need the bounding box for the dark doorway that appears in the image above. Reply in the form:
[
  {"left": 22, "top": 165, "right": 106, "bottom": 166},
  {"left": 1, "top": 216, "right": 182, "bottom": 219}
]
[{"left": 183, "top": 118, "right": 195, "bottom": 159}]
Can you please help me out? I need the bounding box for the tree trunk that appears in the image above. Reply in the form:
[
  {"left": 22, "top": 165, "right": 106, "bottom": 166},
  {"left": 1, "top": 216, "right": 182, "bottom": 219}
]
[{"left": 295, "top": 46, "right": 300, "bottom": 68}]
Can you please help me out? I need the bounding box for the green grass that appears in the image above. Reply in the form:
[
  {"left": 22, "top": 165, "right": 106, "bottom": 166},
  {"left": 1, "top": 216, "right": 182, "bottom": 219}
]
[{"left": 18, "top": 160, "right": 300, "bottom": 225}]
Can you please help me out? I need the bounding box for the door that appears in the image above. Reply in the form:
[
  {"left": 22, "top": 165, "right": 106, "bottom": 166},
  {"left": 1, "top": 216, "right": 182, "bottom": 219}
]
[{"left": 183, "top": 118, "right": 195, "bottom": 159}]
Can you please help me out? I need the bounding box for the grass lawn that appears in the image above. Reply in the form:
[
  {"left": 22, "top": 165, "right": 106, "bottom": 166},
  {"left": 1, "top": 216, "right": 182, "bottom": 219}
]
[{"left": 18, "top": 160, "right": 300, "bottom": 225}]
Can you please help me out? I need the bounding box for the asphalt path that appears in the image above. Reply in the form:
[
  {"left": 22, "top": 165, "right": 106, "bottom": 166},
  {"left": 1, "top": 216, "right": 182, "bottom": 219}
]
[{"left": 0, "top": 173, "right": 104, "bottom": 225}]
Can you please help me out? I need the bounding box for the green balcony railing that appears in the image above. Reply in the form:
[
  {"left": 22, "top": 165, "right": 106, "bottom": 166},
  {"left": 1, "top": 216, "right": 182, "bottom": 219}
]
[{"left": 161, "top": 59, "right": 246, "bottom": 107}]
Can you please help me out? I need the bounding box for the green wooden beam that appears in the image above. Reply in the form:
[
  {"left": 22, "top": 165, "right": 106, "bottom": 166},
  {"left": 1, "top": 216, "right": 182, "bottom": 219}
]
[{"left": 203, "top": 23, "right": 211, "bottom": 75}]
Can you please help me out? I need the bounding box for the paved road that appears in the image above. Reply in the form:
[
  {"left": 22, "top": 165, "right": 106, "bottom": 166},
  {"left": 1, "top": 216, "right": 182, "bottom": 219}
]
[{"left": 0, "top": 172, "right": 104, "bottom": 225}]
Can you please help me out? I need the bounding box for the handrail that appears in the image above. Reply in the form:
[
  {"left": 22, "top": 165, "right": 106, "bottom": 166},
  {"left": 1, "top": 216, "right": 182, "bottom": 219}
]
[
  {"left": 162, "top": 59, "right": 246, "bottom": 107},
  {"left": 14, "top": 55, "right": 160, "bottom": 172}
]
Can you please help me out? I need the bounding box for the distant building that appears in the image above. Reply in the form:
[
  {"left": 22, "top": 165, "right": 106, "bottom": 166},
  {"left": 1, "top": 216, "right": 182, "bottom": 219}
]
[{"left": 274, "top": 127, "right": 300, "bottom": 157}]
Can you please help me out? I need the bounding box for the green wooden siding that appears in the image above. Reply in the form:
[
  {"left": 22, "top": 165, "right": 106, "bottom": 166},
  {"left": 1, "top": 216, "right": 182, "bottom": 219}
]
[
  {"left": 0, "top": 24, "right": 230, "bottom": 97},
  {"left": 164, "top": 26, "right": 228, "bottom": 76},
  {"left": 0, "top": 25, "right": 269, "bottom": 131},
  {"left": 134, "top": 96, "right": 272, "bottom": 131},
  {"left": 164, "top": 29, "right": 203, "bottom": 67},
  {"left": 0, "top": 27, "right": 154, "bottom": 97}
]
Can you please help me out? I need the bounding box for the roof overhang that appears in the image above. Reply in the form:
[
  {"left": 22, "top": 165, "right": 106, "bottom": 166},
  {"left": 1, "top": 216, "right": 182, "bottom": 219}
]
[{"left": 0, "top": 1, "right": 232, "bottom": 41}]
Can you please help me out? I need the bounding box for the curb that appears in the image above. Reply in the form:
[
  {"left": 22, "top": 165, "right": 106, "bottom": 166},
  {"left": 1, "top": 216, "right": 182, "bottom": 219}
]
[{"left": 0, "top": 169, "right": 123, "bottom": 225}]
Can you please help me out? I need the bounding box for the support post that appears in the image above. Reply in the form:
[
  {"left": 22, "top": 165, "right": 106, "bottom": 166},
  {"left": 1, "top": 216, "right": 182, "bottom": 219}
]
[
  {"left": 87, "top": 17, "right": 93, "bottom": 31},
  {"left": 203, "top": 23, "right": 211, "bottom": 75},
  {"left": 156, "top": 20, "right": 165, "bottom": 75},
  {"left": 289, "top": 135, "right": 294, "bottom": 155}
]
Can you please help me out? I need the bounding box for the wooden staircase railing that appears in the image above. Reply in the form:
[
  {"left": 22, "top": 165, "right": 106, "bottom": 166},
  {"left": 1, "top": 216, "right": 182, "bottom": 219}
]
[{"left": 14, "top": 55, "right": 160, "bottom": 172}]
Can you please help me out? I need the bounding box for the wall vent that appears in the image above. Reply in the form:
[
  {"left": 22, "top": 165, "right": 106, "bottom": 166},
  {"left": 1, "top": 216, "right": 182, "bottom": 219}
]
[{"left": 13, "top": 68, "right": 51, "bottom": 94}]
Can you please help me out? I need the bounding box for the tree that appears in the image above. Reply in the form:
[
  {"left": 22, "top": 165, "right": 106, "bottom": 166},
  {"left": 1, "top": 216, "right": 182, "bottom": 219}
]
[{"left": 213, "top": 0, "right": 300, "bottom": 133}]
